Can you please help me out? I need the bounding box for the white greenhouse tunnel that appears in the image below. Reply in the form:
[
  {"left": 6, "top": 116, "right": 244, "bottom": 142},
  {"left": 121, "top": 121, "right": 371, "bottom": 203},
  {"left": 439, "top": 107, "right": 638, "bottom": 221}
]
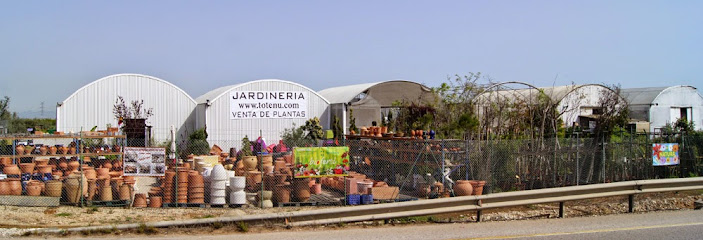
[
  {"left": 56, "top": 73, "right": 197, "bottom": 142},
  {"left": 194, "top": 79, "right": 330, "bottom": 149}
]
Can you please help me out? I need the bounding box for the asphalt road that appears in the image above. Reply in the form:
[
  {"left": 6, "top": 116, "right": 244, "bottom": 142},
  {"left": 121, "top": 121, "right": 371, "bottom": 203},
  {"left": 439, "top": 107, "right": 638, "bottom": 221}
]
[{"left": 34, "top": 209, "right": 703, "bottom": 240}]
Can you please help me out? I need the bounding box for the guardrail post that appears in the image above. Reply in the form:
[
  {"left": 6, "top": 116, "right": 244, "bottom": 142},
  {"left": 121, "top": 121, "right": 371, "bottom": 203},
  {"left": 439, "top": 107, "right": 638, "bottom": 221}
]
[
  {"left": 628, "top": 194, "right": 634, "bottom": 213},
  {"left": 559, "top": 202, "right": 565, "bottom": 218},
  {"left": 476, "top": 210, "right": 482, "bottom": 222}
]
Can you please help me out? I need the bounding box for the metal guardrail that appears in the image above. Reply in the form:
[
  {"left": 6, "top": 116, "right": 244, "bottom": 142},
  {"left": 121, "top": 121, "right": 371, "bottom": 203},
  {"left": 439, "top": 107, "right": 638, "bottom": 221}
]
[{"left": 30, "top": 177, "right": 703, "bottom": 235}]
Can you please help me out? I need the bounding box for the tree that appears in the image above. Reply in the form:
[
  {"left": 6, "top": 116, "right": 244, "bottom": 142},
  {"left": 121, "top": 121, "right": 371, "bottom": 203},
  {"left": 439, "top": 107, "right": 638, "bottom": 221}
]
[{"left": 0, "top": 96, "right": 11, "bottom": 120}]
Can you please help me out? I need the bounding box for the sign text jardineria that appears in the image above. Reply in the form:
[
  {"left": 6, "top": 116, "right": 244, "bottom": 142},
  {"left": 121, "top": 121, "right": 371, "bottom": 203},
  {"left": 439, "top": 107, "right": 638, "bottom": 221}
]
[{"left": 229, "top": 91, "right": 308, "bottom": 119}]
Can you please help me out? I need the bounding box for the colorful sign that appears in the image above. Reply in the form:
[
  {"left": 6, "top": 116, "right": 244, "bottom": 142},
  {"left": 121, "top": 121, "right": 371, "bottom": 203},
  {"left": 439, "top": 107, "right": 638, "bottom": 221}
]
[
  {"left": 123, "top": 147, "right": 166, "bottom": 176},
  {"left": 229, "top": 91, "right": 308, "bottom": 119},
  {"left": 293, "top": 146, "right": 350, "bottom": 177},
  {"left": 652, "top": 143, "right": 679, "bottom": 166}
]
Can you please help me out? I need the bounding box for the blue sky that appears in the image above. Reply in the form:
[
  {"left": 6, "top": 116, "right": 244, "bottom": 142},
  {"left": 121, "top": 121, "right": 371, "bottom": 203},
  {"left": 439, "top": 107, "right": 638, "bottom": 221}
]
[{"left": 1, "top": 1, "right": 701, "bottom": 118}]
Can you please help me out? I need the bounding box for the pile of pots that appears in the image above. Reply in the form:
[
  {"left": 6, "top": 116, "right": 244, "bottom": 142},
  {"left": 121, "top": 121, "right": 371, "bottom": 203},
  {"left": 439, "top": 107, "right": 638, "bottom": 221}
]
[{"left": 210, "top": 164, "right": 227, "bottom": 205}]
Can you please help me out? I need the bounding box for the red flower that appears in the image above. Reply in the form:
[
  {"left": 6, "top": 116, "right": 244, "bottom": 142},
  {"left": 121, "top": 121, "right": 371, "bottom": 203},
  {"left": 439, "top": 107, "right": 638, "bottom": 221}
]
[
  {"left": 342, "top": 159, "right": 348, "bottom": 163},
  {"left": 304, "top": 164, "right": 308, "bottom": 168},
  {"left": 334, "top": 168, "right": 343, "bottom": 174}
]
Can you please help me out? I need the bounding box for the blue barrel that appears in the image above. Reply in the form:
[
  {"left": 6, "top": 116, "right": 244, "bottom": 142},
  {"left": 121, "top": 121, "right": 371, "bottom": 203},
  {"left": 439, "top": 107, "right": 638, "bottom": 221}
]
[
  {"left": 346, "top": 194, "right": 361, "bottom": 205},
  {"left": 361, "top": 194, "right": 374, "bottom": 204}
]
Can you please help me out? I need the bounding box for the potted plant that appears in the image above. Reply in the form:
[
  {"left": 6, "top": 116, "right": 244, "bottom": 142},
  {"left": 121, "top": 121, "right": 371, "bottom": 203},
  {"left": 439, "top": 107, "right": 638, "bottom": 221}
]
[{"left": 240, "top": 135, "right": 257, "bottom": 171}]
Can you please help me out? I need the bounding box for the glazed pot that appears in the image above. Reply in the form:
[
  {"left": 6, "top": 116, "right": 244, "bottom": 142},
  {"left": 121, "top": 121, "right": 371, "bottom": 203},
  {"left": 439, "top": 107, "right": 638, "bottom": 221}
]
[
  {"left": 242, "top": 156, "right": 257, "bottom": 171},
  {"left": 454, "top": 180, "right": 474, "bottom": 196}
]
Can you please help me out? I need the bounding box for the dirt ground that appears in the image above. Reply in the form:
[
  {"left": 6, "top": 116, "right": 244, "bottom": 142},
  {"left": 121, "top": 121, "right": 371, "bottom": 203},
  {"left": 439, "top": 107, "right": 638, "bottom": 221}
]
[{"left": 3, "top": 190, "right": 702, "bottom": 238}]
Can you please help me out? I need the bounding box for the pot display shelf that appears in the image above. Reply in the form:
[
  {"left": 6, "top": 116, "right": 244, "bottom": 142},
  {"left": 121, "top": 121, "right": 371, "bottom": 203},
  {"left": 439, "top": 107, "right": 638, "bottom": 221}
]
[
  {"left": 0, "top": 134, "right": 126, "bottom": 167},
  {"left": 345, "top": 136, "right": 469, "bottom": 190}
]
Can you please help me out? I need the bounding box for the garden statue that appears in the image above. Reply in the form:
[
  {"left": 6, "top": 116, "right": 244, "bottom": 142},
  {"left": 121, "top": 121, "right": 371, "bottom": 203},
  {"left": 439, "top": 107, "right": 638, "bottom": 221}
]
[{"left": 443, "top": 167, "right": 454, "bottom": 196}]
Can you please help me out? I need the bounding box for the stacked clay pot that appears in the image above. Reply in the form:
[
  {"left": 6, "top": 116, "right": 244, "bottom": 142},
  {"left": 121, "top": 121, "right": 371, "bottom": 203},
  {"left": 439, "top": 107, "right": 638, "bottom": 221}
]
[
  {"left": 65, "top": 173, "right": 88, "bottom": 203},
  {"left": 292, "top": 178, "right": 311, "bottom": 202},
  {"left": 228, "top": 176, "right": 246, "bottom": 205},
  {"left": 133, "top": 193, "right": 147, "bottom": 208},
  {"left": 259, "top": 154, "right": 273, "bottom": 172},
  {"left": 149, "top": 196, "right": 162, "bottom": 208},
  {"left": 177, "top": 169, "right": 189, "bottom": 203},
  {"left": 273, "top": 182, "right": 291, "bottom": 204},
  {"left": 0, "top": 180, "right": 11, "bottom": 195},
  {"left": 26, "top": 181, "right": 44, "bottom": 196},
  {"left": 210, "top": 164, "right": 227, "bottom": 205},
  {"left": 163, "top": 170, "right": 176, "bottom": 203},
  {"left": 188, "top": 171, "right": 205, "bottom": 203},
  {"left": 118, "top": 183, "right": 132, "bottom": 201},
  {"left": 242, "top": 156, "right": 257, "bottom": 171}
]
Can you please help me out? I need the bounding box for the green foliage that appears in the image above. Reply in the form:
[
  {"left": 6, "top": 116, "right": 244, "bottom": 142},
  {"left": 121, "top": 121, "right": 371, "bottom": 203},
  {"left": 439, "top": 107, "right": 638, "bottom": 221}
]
[
  {"left": 241, "top": 135, "right": 253, "bottom": 156},
  {"left": 5, "top": 118, "right": 56, "bottom": 134},
  {"left": 348, "top": 109, "right": 358, "bottom": 133},
  {"left": 136, "top": 223, "right": 158, "bottom": 235},
  {"left": 387, "top": 110, "right": 395, "bottom": 132},
  {"left": 302, "top": 117, "right": 324, "bottom": 141},
  {"left": 185, "top": 128, "right": 210, "bottom": 155},
  {"left": 0, "top": 96, "right": 11, "bottom": 120},
  {"left": 236, "top": 221, "right": 249, "bottom": 232},
  {"left": 332, "top": 116, "right": 343, "bottom": 139},
  {"left": 281, "top": 123, "right": 308, "bottom": 148}
]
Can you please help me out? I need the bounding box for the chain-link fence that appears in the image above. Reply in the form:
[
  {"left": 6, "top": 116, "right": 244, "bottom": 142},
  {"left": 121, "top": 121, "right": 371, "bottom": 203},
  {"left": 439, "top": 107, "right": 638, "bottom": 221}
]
[{"left": 1, "top": 131, "right": 702, "bottom": 208}]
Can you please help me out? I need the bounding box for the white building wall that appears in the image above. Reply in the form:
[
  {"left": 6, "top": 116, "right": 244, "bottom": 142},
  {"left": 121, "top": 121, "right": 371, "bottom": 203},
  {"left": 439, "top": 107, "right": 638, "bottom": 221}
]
[
  {"left": 649, "top": 86, "right": 703, "bottom": 132},
  {"left": 199, "top": 80, "right": 330, "bottom": 149},
  {"left": 56, "top": 74, "right": 197, "bottom": 142},
  {"left": 557, "top": 85, "right": 606, "bottom": 127}
]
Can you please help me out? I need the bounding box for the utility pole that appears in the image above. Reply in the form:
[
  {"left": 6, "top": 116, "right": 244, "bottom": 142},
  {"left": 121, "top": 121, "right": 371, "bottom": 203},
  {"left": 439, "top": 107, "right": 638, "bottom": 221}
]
[{"left": 40, "top": 101, "right": 45, "bottom": 117}]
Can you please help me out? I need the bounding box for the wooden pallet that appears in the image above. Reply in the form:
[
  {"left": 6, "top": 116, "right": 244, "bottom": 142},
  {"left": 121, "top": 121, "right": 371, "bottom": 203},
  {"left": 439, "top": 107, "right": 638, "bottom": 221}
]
[
  {"left": 0, "top": 195, "right": 60, "bottom": 207},
  {"left": 162, "top": 202, "right": 208, "bottom": 208}
]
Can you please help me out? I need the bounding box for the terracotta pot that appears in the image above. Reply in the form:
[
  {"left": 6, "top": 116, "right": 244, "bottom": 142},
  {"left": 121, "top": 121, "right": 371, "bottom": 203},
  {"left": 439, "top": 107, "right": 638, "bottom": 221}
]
[
  {"left": 99, "top": 186, "right": 112, "bottom": 201},
  {"left": 96, "top": 167, "right": 109, "bottom": 177},
  {"left": 45, "top": 180, "right": 63, "bottom": 197},
  {"left": 469, "top": 180, "right": 486, "bottom": 195},
  {"left": 273, "top": 183, "right": 291, "bottom": 203},
  {"left": 26, "top": 184, "right": 42, "bottom": 196},
  {"left": 49, "top": 146, "right": 57, "bottom": 155},
  {"left": 57, "top": 146, "right": 67, "bottom": 155},
  {"left": 58, "top": 158, "right": 68, "bottom": 169},
  {"left": 8, "top": 179, "right": 21, "bottom": 195},
  {"left": 103, "top": 161, "right": 112, "bottom": 170},
  {"left": 39, "top": 146, "right": 49, "bottom": 155},
  {"left": 283, "top": 155, "right": 293, "bottom": 165},
  {"left": 242, "top": 156, "right": 257, "bottom": 171},
  {"left": 87, "top": 179, "right": 98, "bottom": 201},
  {"left": 149, "top": 196, "right": 162, "bottom": 208},
  {"left": 292, "top": 179, "right": 311, "bottom": 202},
  {"left": 112, "top": 159, "right": 122, "bottom": 169},
  {"left": 454, "top": 180, "right": 474, "bottom": 196},
  {"left": 119, "top": 183, "right": 132, "bottom": 200},
  {"left": 263, "top": 165, "right": 274, "bottom": 174},
  {"left": 247, "top": 171, "right": 262, "bottom": 184},
  {"left": 69, "top": 147, "right": 76, "bottom": 155},
  {"left": 37, "top": 165, "right": 53, "bottom": 174},
  {"left": 19, "top": 163, "right": 35, "bottom": 174},
  {"left": 0, "top": 180, "right": 9, "bottom": 195},
  {"left": 3, "top": 164, "right": 20, "bottom": 175},
  {"left": 15, "top": 145, "right": 24, "bottom": 155},
  {"left": 34, "top": 158, "right": 49, "bottom": 166},
  {"left": 311, "top": 183, "right": 322, "bottom": 195},
  {"left": 67, "top": 160, "right": 79, "bottom": 172},
  {"left": 0, "top": 157, "right": 12, "bottom": 166}
]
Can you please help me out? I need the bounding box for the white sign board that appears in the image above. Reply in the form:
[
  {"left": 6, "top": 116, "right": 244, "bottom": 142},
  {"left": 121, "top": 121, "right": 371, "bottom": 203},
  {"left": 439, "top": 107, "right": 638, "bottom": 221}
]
[
  {"left": 123, "top": 147, "right": 166, "bottom": 176},
  {"left": 229, "top": 91, "right": 308, "bottom": 119}
]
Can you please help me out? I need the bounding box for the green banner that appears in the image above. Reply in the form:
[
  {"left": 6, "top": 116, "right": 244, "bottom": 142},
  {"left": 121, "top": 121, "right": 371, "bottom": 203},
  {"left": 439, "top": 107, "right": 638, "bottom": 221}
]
[{"left": 294, "top": 146, "right": 350, "bottom": 178}]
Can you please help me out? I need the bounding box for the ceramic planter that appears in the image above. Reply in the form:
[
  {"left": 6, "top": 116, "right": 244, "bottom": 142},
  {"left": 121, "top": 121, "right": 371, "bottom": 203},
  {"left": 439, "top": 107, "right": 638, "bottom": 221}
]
[
  {"left": 242, "top": 156, "right": 257, "bottom": 171},
  {"left": 15, "top": 145, "right": 24, "bottom": 155},
  {"left": 454, "top": 180, "right": 474, "bottom": 196}
]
